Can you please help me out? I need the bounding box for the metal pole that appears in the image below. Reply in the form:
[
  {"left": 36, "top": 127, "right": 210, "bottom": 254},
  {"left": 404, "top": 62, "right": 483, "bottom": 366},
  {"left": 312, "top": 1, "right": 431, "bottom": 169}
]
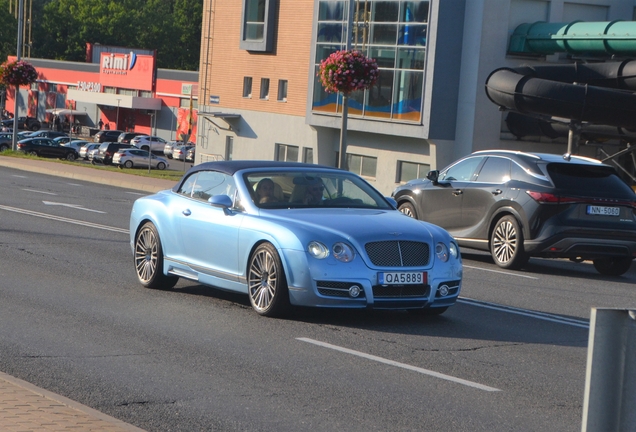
[
  {"left": 338, "top": 0, "right": 355, "bottom": 170},
  {"left": 116, "top": 98, "right": 121, "bottom": 131},
  {"left": 11, "top": 0, "right": 25, "bottom": 151},
  {"left": 582, "top": 308, "right": 636, "bottom": 431}
]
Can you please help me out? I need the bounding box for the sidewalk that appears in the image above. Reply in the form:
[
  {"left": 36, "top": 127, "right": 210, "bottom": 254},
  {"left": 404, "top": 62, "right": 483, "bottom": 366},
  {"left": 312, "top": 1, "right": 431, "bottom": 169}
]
[
  {"left": 0, "top": 156, "right": 165, "bottom": 431},
  {"left": 0, "top": 372, "right": 145, "bottom": 432}
]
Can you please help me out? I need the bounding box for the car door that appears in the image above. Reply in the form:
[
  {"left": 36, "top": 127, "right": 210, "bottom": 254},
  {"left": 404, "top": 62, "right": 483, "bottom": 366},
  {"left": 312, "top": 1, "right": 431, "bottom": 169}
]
[
  {"left": 176, "top": 171, "right": 243, "bottom": 279},
  {"left": 461, "top": 156, "right": 512, "bottom": 238},
  {"left": 417, "top": 156, "right": 485, "bottom": 232},
  {"left": 36, "top": 139, "right": 54, "bottom": 157}
]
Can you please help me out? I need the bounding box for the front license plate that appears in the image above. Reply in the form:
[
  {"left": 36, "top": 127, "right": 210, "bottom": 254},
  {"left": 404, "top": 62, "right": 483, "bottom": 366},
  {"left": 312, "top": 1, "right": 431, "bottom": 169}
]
[
  {"left": 586, "top": 205, "right": 620, "bottom": 216},
  {"left": 378, "top": 272, "right": 426, "bottom": 285}
]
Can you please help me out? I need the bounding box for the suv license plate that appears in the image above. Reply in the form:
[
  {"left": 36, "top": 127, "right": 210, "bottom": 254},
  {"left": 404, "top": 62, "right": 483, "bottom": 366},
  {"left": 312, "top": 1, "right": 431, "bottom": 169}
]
[
  {"left": 378, "top": 272, "right": 425, "bottom": 285},
  {"left": 586, "top": 205, "right": 620, "bottom": 216}
]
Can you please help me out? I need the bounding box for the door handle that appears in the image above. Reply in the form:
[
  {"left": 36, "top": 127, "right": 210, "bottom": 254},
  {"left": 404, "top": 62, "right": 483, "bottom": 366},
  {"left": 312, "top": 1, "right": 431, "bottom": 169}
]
[
  {"left": 452, "top": 189, "right": 463, "bottom": 196},
  {"left": 182, "top": 209, "right": 191, "bottom": 216},
  {"left": 491, "top": 189, "right": 503, "bottom": 195}
]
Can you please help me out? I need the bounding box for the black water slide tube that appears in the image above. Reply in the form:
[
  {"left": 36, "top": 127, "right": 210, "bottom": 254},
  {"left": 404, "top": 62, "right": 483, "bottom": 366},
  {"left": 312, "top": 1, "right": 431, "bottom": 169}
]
[{"left": 485, "top": 61, "right": 636, "bottom": 131}]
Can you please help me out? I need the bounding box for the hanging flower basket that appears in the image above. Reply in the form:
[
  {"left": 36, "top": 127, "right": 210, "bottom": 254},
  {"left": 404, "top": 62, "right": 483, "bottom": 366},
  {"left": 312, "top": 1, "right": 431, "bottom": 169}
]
[
  {"left": 0, "top": 60, "right": 38, "bottom": 87},
  {"left": 318, "top": 50, "right": 379, "bottom": 95}
]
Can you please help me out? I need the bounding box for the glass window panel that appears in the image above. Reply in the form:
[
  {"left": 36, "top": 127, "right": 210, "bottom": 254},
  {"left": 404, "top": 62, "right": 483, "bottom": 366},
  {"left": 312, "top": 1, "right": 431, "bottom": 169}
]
[
  {"left": 315, "top": 44, "right": 344, "bottom": 63},
  {"left": 398, "top": 24, "right": 426, "bottom": 46},
  {"left": 318, "top": 1, "right": 345, "bottom": 20},
  {"left": 370, "top": 23, "right": 397, "bottom": 44},
  {"left": 246, "top": 0, "right": 265, "bottom": 21},
  {"left": 286, "top": 145, "right": 299, "bottom": 162},
  {"left": 400, "top": 161, "right": 418, "bottom": 182},
  {"left": 392, "top": 70, "right": 422, "bottom": 121},
  {"left": 243, "top": 77, "right": 253, "bottom": 98},
  {"left": 365, "top": 69, "right": 394, "bottom": 119},
  {"left": 260, "top": 78, "right": 270, "bottom": 99},
  {"left": 246, "top": 23, "right": 264, "bottom": 40},
  {"left": 303, "top": 147, "right": 314, "bottom": 164},
  {"left": 405, "top": 1, "right": 430, "bottom": 22},
  {"left": 370, "top": 46, "right": 395, "bottom": 68},
  {"left": 348, "top": 154, "right": 362, "bottom": 174},
  {"left": 361, "top": 156, "right": 377, "bottom": 178},
  {"left": 313, "top": 66, "right": 340, "bottom": 113},
  {"left": 277, "top": 80, "right": 288, "bottom": 101},
  {"left": 317, "top": 23, "right": 343, "bottom": 42},
  {"left": 372, "top": 2, "right": 399, "bottom": 22},
  {"left": 348, "top": 88, "right": 365, "bottom": 116},
  {"left": 397, "top": 47, "right": 425, "bottom": 69}
]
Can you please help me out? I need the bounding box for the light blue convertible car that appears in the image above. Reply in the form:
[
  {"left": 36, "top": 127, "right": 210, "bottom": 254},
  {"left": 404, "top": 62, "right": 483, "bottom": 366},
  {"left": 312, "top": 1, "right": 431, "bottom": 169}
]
[{"left": 130, "top": 161, "right": 463, "bottom": 317}]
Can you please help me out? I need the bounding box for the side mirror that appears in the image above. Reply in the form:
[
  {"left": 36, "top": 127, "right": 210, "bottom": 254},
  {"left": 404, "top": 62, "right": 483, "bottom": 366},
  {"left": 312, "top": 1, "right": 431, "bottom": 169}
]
[
  {"left": 209, "top": 194, "right": 233, "bottom": 209},
  {"left": 385, "top": 197, "right": 398, "bottom": 209},
  {"left": 426, "top": 170, "right": 440, "bottom": 184}
]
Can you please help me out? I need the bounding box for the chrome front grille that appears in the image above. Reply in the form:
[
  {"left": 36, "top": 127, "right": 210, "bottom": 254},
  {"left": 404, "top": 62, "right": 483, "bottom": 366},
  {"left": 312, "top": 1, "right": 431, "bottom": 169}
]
[{"left": 365, "top": 241, "right": 429, "bottom": 267}]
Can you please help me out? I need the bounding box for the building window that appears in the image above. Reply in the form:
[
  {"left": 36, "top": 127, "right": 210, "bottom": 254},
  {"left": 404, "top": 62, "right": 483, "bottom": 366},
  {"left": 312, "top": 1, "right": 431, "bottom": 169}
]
[
  {"left": 303, "top": 147, "right": 314, "bottom": 164},
  {"left": 180, "top": 98, "right": 199, "bottom": 109},
  {"left": 397, "top": 160, "right": 430, "bottom": 183},
  {"left": 260, "top": 78, "right": 270, "bottom": 100},
  {"left": 240, "top": 0, "right": 278, "bottom": 52},
  {"left": 347, "top": 154, "right": 377, "bottom": 179},
  {"left": 225, "top": 136, "right": 234, "bottom": 161},
  {"left": 103, "top": 86, "right": 116, "bottom": 94},
  {"left": 243, "top": 77, "right": 253, "bottom": 98},
  {"left": 312, "top": 0, "right": 429, "bottom": 123},
  {"left": 140, "top": 90, "right": 153, "bottom": 98},
  {"left": 276, "top": 143, "right": 299, "bottom": 162},
  {"left": 277, "top": 80, "right": 288, "bottom": 102}
]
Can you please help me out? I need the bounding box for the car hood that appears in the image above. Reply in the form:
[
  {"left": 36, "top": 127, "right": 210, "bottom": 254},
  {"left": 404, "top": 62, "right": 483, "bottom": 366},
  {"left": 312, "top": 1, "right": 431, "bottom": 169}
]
[{"left": 261, "top": 208, "right": 449, "bottom": 246}]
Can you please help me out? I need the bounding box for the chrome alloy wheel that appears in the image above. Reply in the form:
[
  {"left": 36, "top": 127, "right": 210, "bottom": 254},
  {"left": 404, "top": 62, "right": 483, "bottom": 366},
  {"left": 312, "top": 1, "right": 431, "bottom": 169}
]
[
  {"left": 248, "top": 249, "right": 277, "bottom": 312},
  {"left": 492, "top": 219, "right": 517, "bottom": 264},
  {"left": 135, "top": 225, "right": 158, "bottom": 284}
]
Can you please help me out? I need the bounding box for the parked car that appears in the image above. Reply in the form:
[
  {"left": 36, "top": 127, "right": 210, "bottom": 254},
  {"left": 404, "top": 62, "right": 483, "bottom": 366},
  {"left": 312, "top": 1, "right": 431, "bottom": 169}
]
[
  {"left": 27, "top": 130, "right": 67, "bottom": 139},
  {"left": 80, "top": 143, "right": 100, "bottom": 160},
  {"left": 172, "top": 144, "right": 195, "bottom": 161},
  {"left": 16, "top": 137, "right": 78, "bottom": 160},
  {"left": 131, "top": 135, "right": 168, "bottom": 152},
  {"left": 61, "top": 139, "right": 90, "bottom": 153},
  {"left": 163, "top": 140, "right": 193, "bottom": 159},
  {"left": 117, "top": 132, "right": 144, "bottom": 144},
  {"left": 392, "top": 150, "right": 636, "bottom": 276},
  {"left": 94, "top": 130, "right": 124, "bottom": 143},
  {"left": 86, "top": 146, "right": 100, "bottom": 162},
  {"left": 0, "top": 133, "right": 12, "bottom": 151},
  {"left": 129, "top": 161, "right": 462, "bottom": 317},
  {"left": 53, "top": 136, "right": 72, "bottom": 145},
  {"left": 93, "top": 142, "right": 135, "bottom": 165},
  {"left": 2, "top": 116, "right": 41, "bottom": 131},
  {"left": 185, "top": 146, "right": 195, "bottom": 163},
  {"left": 113, "top": 148, "right": 169, "bottom": 170}
]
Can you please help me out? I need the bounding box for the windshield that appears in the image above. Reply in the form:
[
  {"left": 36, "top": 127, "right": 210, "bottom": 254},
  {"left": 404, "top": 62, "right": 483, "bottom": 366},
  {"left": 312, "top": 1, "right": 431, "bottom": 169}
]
[{"left": 245, "top": 171, "right": 392, "bottom": 209}]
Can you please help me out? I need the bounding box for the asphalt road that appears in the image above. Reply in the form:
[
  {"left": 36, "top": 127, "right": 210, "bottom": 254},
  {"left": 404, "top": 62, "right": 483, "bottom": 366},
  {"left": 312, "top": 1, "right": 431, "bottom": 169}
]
[{"left": 0, "top": 165, "right": 634, "bottom": 431}]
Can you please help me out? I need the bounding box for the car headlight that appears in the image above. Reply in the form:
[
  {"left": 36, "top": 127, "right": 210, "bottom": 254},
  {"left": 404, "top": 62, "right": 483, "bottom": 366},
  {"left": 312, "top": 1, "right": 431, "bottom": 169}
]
[
  {"left": 449, "top": 242, "right": 459, "bottom": 259},
  {"left": 436, "top": 242, "right": 449, "bottom": 262},
  {"left": 308, "top": 241, "right": 329, "bottom": 259},
  {"left": 333, "top": 242, "right": 355, "bottom": 263}
]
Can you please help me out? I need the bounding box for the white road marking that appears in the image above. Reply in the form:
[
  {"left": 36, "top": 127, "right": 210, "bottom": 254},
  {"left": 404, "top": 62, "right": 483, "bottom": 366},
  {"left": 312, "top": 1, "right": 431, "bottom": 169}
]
[
  {"left": 22, "top": 188, "right": 57, "bottom": 195},
  {"left": 463, "top": 265, "right": 538, "bottom": 280},
  {"left": 125, "top": 191, "right": 146, "bottom": 196},
  {"left": 297, "top": 337, "right": 501, "bottom": 392},
  {"left": 12, "top": 175, "right": 28, "bottom": 178},
  {"left": 66, "top": 183, "right": 82, "bottom": 187},
  {"left": 42, "top": 201, "right": 106, "bottom": 214},
  {"left": 0, "top": 204, "right": 127, "bottom": 233},
  {"left": 458, "top": 297, "right": 589, "bottom": 328}
]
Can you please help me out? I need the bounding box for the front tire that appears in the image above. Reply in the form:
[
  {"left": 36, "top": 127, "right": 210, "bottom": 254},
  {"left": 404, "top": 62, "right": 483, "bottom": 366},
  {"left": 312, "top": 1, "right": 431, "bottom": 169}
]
[
  {"left": 593, "top": 257, "right": 633, "bottom": 276},
  {"left": 134, "top": 222, "right": 178, "bottom": 289},
  {"left": 156, "top": 162, "right": 166, "bottom": 170},
  {"left": 490, "top": 215, "right": 528, "bottom": 269},
  {"left": 398, "top": 202, "right": 418, "bottom": 218},
  {"left": 248, "top": 243, "right": 290, "bottom": 317}
]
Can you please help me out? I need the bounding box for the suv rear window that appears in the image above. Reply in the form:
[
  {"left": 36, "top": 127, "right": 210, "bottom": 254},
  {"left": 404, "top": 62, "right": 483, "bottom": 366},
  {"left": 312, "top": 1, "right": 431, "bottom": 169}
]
[{"left": 547, "top": 163, "right": 634, "bottom": 197}]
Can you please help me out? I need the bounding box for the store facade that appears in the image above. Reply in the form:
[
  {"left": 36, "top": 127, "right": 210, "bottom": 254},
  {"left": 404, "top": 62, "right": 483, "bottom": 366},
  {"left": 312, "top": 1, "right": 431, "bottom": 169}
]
[{"left": 4, "top": 49, "right": 198, "bottom": 143}]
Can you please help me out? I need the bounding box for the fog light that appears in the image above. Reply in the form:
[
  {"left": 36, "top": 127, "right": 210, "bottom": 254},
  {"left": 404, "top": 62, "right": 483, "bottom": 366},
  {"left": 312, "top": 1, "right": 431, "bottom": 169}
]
[
  {"left": 438, "top": 285, "right": 449, "bottom": 297},
  {"left": 349, "top": 285, "right": 361, "bottom": 298}
]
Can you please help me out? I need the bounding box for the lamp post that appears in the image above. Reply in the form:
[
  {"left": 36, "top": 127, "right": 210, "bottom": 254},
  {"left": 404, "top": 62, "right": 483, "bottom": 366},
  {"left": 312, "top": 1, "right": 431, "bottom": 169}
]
[
  {"left": 337, "top": 0, "right": 355, "bottom": 170},
  {"left": 11, "top": 0, "right": 25, "bottom": 151},
  {"left": 115, "top": 98, "right": 121, "bottom": 130}
]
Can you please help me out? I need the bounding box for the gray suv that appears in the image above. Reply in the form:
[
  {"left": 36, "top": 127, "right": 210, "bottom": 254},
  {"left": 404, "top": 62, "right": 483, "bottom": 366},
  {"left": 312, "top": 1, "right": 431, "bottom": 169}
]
[{"left": 392, "top": 150, "right": 636, "bottom": 276}]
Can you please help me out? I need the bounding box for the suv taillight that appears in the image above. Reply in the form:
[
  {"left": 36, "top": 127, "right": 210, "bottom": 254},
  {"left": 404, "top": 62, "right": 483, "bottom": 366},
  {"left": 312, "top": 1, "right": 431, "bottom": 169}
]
[{"left": 527, "top": 191, "right": 636, "bottom": 208}]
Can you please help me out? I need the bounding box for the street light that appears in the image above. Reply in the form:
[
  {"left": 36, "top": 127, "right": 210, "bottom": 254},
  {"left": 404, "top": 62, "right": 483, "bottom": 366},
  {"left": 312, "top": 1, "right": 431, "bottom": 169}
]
[{"left": 116, "top": 98, "right": 121, "bottom": 130}]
